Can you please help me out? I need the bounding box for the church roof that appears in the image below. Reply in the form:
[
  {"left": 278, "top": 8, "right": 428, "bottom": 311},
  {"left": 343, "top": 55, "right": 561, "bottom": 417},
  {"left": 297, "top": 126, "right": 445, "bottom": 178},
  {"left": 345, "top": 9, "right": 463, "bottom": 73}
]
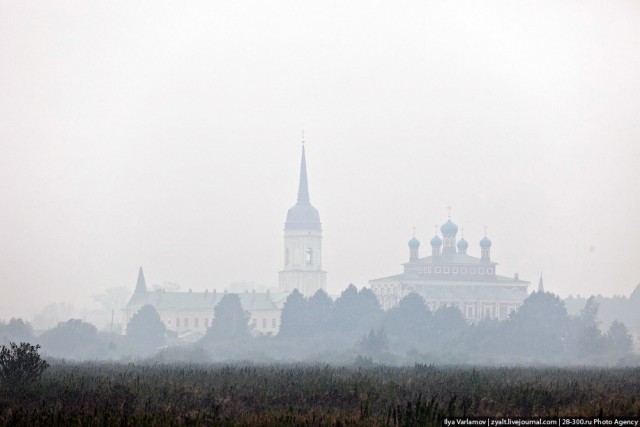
[
  {"left": 456, "top": 238, "right": 469, "bottom": 250},
  {"left": 440, "top": 219, "right": 459, "bottom": 235},
  {"left": 286, "top": 204, "right": 320, "bottom": 229},
  {"left": 405, "top": 253, "right": 497, "bottom": 266},
  {"left": 412, "top": 284, "right": 527, "bottom": 301},
  {"left": 135, "top": 267, "right": 147, "bottom": 293},
  {"left": 369, "top": 271, "right": 529, "bottom": 287},
  {"left": 285, "top": 145, "right": 321, "bottom": 230},
  {"left": 125, "top": 290, "right": 280, "bottom": 312},
  {"left": 126, "top": 267, "right": 150, "bottom": 306}
]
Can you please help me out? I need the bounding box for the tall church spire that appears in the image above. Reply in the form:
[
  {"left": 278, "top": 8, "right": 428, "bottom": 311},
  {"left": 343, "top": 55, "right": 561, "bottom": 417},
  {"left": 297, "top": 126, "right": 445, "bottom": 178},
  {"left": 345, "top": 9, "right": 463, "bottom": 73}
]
[
  {"left": 280, "top": 140, "right": 326, "bottom": 296},
  {"left": 285, "top": 142, "right": 320, "bottom": 231},
  {"left": 297, "top": 144, "right": 310, "bottom": 204}
]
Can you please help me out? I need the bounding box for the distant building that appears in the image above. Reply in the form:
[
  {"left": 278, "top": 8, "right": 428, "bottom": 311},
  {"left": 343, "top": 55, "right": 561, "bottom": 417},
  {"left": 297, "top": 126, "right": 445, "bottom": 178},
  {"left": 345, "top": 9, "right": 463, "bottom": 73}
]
[
  {"left": 369, "top": 217, "right": 529, "bottom": 321},
  {"left": 278, "top": 144, "right": 327, "bottom": 297},
  {"left": 122, "top": 268, "right": 285, "bottom": 341},
  {"left": 122, "top": 143, "right": 326, "bottom": 338}
]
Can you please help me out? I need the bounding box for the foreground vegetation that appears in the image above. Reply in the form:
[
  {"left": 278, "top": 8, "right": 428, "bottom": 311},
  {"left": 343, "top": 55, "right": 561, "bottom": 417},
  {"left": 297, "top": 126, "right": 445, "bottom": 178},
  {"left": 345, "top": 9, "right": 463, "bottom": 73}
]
[{"left": 1, "top": 362, "right": 639, "bottom": 425}]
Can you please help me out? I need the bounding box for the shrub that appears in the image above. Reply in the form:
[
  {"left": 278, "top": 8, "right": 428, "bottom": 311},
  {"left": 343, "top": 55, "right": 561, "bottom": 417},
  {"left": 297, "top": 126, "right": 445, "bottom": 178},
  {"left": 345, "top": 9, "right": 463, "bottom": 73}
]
[
  {"left": 0, "top": 341, "right": 49, "bottom": 384},
  {"left": 38, "top": 319, "right": 101, "bottom": 359}
]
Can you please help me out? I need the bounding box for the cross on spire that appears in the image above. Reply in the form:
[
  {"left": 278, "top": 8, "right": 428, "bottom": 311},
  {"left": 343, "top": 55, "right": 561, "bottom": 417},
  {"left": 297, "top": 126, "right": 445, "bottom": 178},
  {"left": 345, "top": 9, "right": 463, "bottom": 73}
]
[
  {"left": 484, "top": 225, "right": 488, "bottom": 236},
  {"left": 412, "top": 226, "right": 416, "bottom": 237},
  {"left": 447, "top": 205, "right": 452, "bottom": 218},
  {"left": 302, "top": 129, "right": 305, "bottom": 144},
  {"left": 434, "top": 224, "right": 438, "bottom": 235}
]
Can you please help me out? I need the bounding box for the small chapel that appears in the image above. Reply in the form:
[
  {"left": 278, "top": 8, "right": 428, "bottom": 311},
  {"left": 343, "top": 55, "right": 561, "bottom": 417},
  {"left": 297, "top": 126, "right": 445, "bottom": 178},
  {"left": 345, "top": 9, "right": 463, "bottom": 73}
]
[{"left": 369, "top": 216, "right": 530, "bottom": 321}]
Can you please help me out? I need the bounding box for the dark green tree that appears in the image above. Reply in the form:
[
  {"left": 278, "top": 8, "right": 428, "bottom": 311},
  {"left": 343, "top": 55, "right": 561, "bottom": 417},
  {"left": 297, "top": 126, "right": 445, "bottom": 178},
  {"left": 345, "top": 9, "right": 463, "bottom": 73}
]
[
  {"left": 0, "top": 342, "right": 49, "bottom": 385},
  {"left": 384, "top": 293, "right": 431, "bottom": 348},
  {"left": 307, "top": 289, "right": 333, "bottom": 335},
  {"left": 206, "top": 294, "right": 251, "bottom": 341},
  {"left": 606, "top": 320, "right": 634, "bottom": 361},
  {"left": 331, "top": 283, "right": 360, "bottom": 329},
  {"left": 330, "top": 284, "right": 382, "bottom": 338},
  {"left": 278, "top": 289, "right": 308, "bottom": 338},
  {"left": 430, "top": 305, "right": 468, "bottom": 348},
  {"left": 356, "top": 288, "right": 383, "bottom": 316},
  {"left": 507, "top": 292, "right": 570, "bottom": 360},
  {"left": 354, "top": 287, "right": 383, "bottom": 335},
  {"left": 463, "top": 317, "right": 506, "bottom": 359},
  {"left": 126, "top": 305, "right": 166, "bottom": 352},
  {"left": 574, "top": 297, "right": 607, "bottom": 360},
  {"left": 580, "top": 296, "right": 599, "bottom": 324}
]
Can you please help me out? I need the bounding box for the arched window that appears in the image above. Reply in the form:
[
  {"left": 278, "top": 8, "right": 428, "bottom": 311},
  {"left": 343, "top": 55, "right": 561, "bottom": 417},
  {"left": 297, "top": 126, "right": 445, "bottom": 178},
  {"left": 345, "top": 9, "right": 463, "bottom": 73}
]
[
  {"left": 285, "top": 248, "right": 289, "bottom": 265},
  {"left": 306, "top": 247, "right": 313, "bottom": 264}
]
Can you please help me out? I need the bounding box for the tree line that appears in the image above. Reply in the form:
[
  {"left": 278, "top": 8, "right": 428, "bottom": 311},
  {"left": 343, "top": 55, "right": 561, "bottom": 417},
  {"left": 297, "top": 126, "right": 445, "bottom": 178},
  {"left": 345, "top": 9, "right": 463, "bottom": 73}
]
[
  {"left": 1, "top": 285, "right": 636, "bottom": 365},
  {"left": 270, "top": 286, "right": 636, "bottom": 365}
]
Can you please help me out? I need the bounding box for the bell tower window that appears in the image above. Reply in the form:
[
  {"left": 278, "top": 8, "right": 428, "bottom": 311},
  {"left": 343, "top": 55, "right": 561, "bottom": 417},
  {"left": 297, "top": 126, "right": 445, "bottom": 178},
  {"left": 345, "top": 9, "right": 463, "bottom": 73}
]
[{"left": 306, "top": 248, "right": 313, "bottom": 264}]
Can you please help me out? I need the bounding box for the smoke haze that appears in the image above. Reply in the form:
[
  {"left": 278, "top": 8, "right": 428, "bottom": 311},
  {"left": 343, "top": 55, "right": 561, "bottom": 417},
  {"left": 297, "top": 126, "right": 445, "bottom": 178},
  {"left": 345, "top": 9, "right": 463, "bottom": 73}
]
[{"left": 1, "top": 1, "right": 639, "bottom": 319}]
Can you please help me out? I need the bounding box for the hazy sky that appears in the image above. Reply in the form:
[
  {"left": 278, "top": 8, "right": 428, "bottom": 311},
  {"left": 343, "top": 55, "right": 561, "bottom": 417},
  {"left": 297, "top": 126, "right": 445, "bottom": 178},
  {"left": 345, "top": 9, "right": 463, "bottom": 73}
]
[{"left": 1, "top": 1, "right": 639, "bottom": 320}]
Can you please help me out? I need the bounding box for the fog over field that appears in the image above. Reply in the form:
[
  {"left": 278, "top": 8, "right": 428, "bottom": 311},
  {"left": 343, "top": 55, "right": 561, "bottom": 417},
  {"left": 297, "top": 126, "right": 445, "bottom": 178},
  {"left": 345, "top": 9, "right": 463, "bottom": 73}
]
[{"left": 1, "top": 1, "right": 639, "bottom": 320}]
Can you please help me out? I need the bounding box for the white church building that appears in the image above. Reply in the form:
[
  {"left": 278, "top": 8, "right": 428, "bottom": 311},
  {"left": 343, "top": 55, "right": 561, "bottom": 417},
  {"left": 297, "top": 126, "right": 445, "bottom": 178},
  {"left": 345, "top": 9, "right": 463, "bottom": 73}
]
[
  {"left": 369, "top": 217, "right": 530, "bottom": 321},
  {"left": 123, "top": 142, "right": 533, "bottom": 339},
  {"left": 122, "top": 143, "right": 327, "bottom": 338}
]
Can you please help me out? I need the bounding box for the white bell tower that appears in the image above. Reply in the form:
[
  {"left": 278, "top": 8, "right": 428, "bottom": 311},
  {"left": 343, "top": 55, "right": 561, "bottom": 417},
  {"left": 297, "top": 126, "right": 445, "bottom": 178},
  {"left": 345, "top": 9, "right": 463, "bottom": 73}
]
[{"left": 278, "top": 142, "right": 327, "bottom": 297}]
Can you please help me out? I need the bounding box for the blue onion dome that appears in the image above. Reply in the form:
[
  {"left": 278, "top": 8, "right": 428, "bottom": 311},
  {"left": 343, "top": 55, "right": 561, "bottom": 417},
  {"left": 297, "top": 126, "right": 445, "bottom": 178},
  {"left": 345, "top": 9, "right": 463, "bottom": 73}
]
[
  {"left": 408, "top": 236, "right": 420, "bottom": 248},
  {"left": 440, "top": 219, "right": 459, "bottom": 235},
  {"left": 430, "top": 235, "right": 443, "bottom": 247},
  {"left": 457, "top": 238, "right": 469, "bottom": 251},
  {"left": 480, "top": 236, "right": 492, "bottom": 248}
]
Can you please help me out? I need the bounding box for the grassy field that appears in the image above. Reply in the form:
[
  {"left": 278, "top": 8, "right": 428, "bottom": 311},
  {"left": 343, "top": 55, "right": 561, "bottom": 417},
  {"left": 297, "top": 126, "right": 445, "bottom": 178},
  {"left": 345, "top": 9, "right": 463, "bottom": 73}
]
[{"left": 1, "top": 362, "right": 639, "bottom": 425}]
